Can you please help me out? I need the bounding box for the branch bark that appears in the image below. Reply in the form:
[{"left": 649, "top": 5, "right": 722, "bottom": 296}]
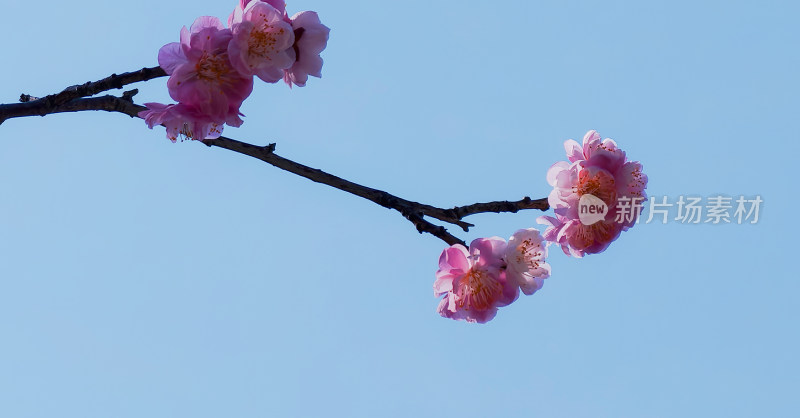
[
  {"left": 0, "top": 70, "right": 551, "bottom": 247},
  {"left": 0, "top": 66, "right": 165, "bottom": 125},
  {"left": 203, "top": 136, "right": 470, "bottom": 246}
]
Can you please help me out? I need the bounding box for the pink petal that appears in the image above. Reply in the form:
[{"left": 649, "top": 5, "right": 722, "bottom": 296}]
[
  {"left": 546, "top": 161, "right": 570, "bottom": 186},
  {"left": 157, "top": 43, "right": 186, "bottom": 75},
  {"left": 438, "top": 245, "right": 471, "bottom": 273},
  {"left": 564, "top": 139, "right": 584, "bottom": 163},
  {"left": 190, "top": 16, "right": 225, "bottom": 34}
]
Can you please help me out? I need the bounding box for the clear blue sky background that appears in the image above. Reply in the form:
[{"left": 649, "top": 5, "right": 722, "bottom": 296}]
[{"left": 1, "top": 1, "right": 798, "bottom": 417}]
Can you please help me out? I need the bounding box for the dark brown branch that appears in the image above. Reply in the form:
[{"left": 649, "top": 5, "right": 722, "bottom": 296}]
[
  {"left": 1, "top": 83, "right": 551, "bottom": 247},
  {"left": 446, "top": 197, "right": 549, "bottom": 219},
  {"left": 2, "top": 92, "right": 469, "bottom": 245},
  {"left": 21, "top": 90, "right": 144, "bottom": 118},
  {"left": 0, "top": 66, "right": 166, "bottom": 125},
  {"left": 203, "top": 136, "right": 468, "bottom": 246}
]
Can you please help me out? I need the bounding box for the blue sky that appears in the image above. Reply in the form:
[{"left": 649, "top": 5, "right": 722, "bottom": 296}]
[{"left": 1, "top": 0, "right": 798, "bottom": 417}]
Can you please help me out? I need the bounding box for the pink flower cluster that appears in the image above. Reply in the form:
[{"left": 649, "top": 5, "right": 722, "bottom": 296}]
[
  {"left": 538, "top": 130, "right": 648, "bottom": 257},
  {"left": 435, "top": 229, "right": 550, "bottom": 323},
  {"left": 434, "top": 131, "right": 646, "bottom": 323},
  {"left": 139, "top": 0, "right": 329, "bottom": 142}
]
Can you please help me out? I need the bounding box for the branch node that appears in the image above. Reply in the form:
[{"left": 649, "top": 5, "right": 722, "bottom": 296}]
[
  {"left": 121, "top": 89, "right": 139, "bottom": 101},
  {"left": 19, "top": 94, "right": 38, "bottom": 103}
]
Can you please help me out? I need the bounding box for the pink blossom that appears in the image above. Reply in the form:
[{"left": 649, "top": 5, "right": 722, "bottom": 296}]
[
  {"left": 505, "top": 229, "right": 551, "bottom": 295},
  {"left": 538, "top": 130, "right": 648, "bottom": 257},
  {"left": 228, "top": 0, "right": 289, "bottom": 27},
  {"left": 138, "top": 102, "right": 243, "bottom": 142},
  {"left": 228, "top": 1, "right": 296, "bottom": 83},
  {"left": 159, "top": 16, "right": 254, "bottom": 121},
  {"left": 283, "top": 11, "right": 330, "bottom": 87},
  {"left": 434, "top": 238, "right": 519, "bottom": 323}
]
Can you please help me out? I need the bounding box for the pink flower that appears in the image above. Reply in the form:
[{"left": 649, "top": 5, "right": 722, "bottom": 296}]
[
  {"left": 159, "top": 16, "right": 254, "bottom": 121},
  {"left": 228, "top": 1, "right": 296, "bottom": 83},
  {"left": 138, "top": 102, "right": 243, "bottom": 142},
  {"left": 538, "top": 130, "right": 648, "bottom": 257},
  {"left": 228, "top": 0, "right": 289, "bottom": 27},
  {"left": 434, "top": 238, "right": 519, "bottom": 323},
  {"left": 283, "top": 11, "right": 330, "bottom": 88},
  {"left": 505, "top": 229, "right": 551, "bottom": 295}
]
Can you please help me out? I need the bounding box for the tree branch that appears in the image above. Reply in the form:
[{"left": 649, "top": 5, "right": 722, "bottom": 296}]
[
  {"left": 0, "top": 66, "right": 166, "bottom": 125},
  {"left": 446, "top": 197, "right": 549, "bottom": 219},
  {"left": 0, "top": 71, "right": 552, "bottom": 247},
  {"left": 202, "top": 136, "right": 470, "bottom": 246}
]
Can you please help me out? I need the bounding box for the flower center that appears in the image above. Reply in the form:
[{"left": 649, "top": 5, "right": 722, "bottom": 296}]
[
  {"left": 514, "top": 239, "right": 543, "bottom": 270},
  {"left": 195, "top": 52, "right": 231, "bottom": 82},
  {"left": 248, "top": 25, "right": 286, "bottom": 61},
  {"left": 576, "top": 169, "right": 617, "bottom": 206},
  {"left": 457, "top": 268, "right": 502, "bottom": 311}
]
